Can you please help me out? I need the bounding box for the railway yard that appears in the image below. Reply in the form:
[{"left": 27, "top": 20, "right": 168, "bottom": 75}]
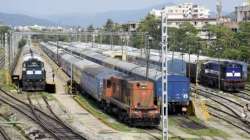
[{"left": 0, "top": 39, "right": 249, "bottom": 140}]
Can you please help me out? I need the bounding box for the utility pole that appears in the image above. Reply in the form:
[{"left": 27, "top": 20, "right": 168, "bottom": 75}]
[
  {"left": 122, "top": 36, "right": 125, "bottom": 60},
  {"left": 216, "top": 47, "right": 222, "bottom": 90},
  {"left": 145, "top": 34, "right": 152, "bottom": 80},
  {"left": 161, "top": 9, "right": 168, "bottom": 140},
  {"left": 70, "top": 47, "right": 73, "bottom": 95},
  {"left": 195, "top": 49, "right": 202, "bottom": 97},
  {"left": 4, "top": 33, "right": 9, "bottom": 70},
  {"left": 216, "top": 0, "right": 222, "bottom": 24},
  {"left": 0, "top": 34, "right": 2, "bottom": 48},
  {"left": 92, "top": 32, "right": 95, "bottom": 48},
  {"left": 188, "top": 44, "right": 191, "bottom": 78},
  {"left": 57, "top": 36, "right": 59, "bottom": 64},
  {"left": 110, "top": 33, "right": 113, "bottom": 50}
]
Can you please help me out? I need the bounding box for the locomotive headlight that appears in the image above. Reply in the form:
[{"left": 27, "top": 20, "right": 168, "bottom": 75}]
[{"left": 183, "top": 94, "right": 188, "bottom": 99}]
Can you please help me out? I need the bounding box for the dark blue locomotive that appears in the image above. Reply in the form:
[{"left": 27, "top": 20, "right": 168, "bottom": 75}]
[
  {"left": 21, "top": 48, "right": 46, "bottom": 91},
  {"left": 199, "top": 61, "right": 245, "bottom": 91}
]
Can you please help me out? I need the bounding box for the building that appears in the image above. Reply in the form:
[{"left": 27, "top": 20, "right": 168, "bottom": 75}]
[
  {"left": 150, "top": 3, "right": 214, "bottom": 30},
  {"left": 150, "top": 3, "right": 216, "bottom": 40},
  {"left": 121, "top": 21, "right": 140, "bottom": 32},
  {"left": 235, "top": 3, "right": 250, "bottom": 22},
  {"left": 150, "top": 3, "right": 210, "bottom": 19},
  {"left": 167, "top": 18, "right": 216, "bottom": 29}
]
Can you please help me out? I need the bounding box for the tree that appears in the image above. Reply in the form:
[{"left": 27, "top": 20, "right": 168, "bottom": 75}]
[
  {"left": 0, "top": 26, "right": 10, "bottom": 34},
  {"left": 205, "top": 24, "right": 238, "bottom": 49},
  {"left": 236, "top": 22, "right": 250, "bottom": 46},
  {"left": 104, "top": 19, "right": 115, "bottom": 31},
  {"left": 87, "top": 24, "right": 94, "bottom": 32},
  {"left": 137, "top": 14, "right": 161, "bottom": 49},
  {"left": 167, "top": 22, "right": 200, "bottom": 54},
  {"left": 18, "top": 39, "right": 26, "bottom": 48}
]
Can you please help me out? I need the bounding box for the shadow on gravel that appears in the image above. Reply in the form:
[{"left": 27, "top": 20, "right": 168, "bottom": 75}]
[{"left": 177, "top": 117, "right": 207, "bottom": 130}]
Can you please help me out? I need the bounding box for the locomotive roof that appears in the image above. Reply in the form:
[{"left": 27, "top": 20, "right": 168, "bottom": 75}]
[
  {"left": 204, "top": 60, "right": 243, "bottom": 65},
  {"left": 22, "top": 46, "right": 43, "bottom": 62}
]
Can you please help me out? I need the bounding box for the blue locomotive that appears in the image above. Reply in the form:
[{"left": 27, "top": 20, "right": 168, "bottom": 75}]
[
  {"left": 21, "top": 47, "right": 46, "bottom": 91},
  {"left": 199, "top": 61, "right": 245, "bottom": 91}
]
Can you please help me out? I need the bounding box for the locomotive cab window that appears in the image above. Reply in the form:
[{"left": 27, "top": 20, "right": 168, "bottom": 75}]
[{"left": 106, "top": 80, "right": 111, "bottom": 88}]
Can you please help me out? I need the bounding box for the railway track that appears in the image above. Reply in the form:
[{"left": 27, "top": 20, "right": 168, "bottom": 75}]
[
  {"left": 42, "top": 95, "right": 70, "bottom": 126},
  {"left": 0, "top": 88, "right": 86, "bottom": 140},
  {"left": 237, "top": 91, "right": 250, "bottom": 102},
  {"left": 143, "top": 128, "right": 161, "bottom": 140},
  {"left": 194, "top": 87, "right": 250, "bottom": 134},
  {"left": 207, "top": 104, "right": 250, "bottom": 134},
  {"left": 0, "top": 126, "right": 11, "bottom": 140},
  {"left": 0, "top": 55, "right": 4, "bottom": 68},
  {"left": 245, "top": 85, "right": 250, "bottom": 91}
]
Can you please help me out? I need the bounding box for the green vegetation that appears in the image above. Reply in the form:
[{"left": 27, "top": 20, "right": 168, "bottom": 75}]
[
  {"left": 18, "top": 39, "right": 27, "bottom": 48},
  {"left": 41, "top": 92, "right": 55, "bottom": 101},
  {"left": 98, "top": 15, "right": 250, "bottom": 62},
  {"left": 0, "top": 70, "right": 16, "bottom": 90},
  {"left": 32, "top": 34, "right": 70, "bottom": 42},
  {"left": 132, "top": 14, "right": 250, "bottom": 62},
  {"left": 0, "top": 26, "right": 11, "bottom": 34}
]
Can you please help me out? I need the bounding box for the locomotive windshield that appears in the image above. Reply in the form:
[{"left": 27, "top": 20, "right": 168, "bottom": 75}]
[
  {"left": 23, "top": 59, "right": 44, "bottom": 69},
  {"left": 225, "top": 64, "right": 242, "bottom": 78}
]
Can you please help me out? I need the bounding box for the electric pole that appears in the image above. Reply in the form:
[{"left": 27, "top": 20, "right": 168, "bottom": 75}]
[
  {"left": 161, "top": 9, "right": 168, "bottom": 140},
  {"left": 145, "top": 34, "right": 152, "bottom": 80},
  {"left": 216, "top": 0, "right": 222, "bottom": 24}
]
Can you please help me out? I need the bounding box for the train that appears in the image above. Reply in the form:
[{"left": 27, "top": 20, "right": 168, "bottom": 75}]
[
  {"left": 126, "top": 51, "right": 247, "bottom": 91},
  {"left": 129, "top": 51, "right": 247, "bottom": 92},
  {"left": 80, "top": 42, "right": 247, "bottom": 92},
  {"left": 21, "top": 46, "right": 46, "bottom": 91},
  {"left": 40, "top": 42, "right": 160, "bottom": 126},
  {"left": 46, "top": 42, "right": 191, "bottom": 113},
  {"left": 189, "top": 60, "right": 245, "bottom": 91}
]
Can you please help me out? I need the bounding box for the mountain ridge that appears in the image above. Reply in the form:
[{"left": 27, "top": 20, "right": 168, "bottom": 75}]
[{"left": 0, "top": 12, "right": 55, "bottom": 26}]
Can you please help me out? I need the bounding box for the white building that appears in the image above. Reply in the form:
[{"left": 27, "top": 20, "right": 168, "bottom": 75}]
[
  {"left": 235, "top": 2, "right": 250, "bottom": 22},
  {"left": 150, "top": 3, "right": 215, "bottom": 40},
  {"left": 150, "top": 3, "right": 210, "bottom": 19}
]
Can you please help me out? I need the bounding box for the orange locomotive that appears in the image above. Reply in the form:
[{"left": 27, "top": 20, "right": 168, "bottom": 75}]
[
  {"left": 102, "top": 76, "right": 160, "bottom": 126},
  {"left": 41, "top": 42, "right": 160, "bottom": 126}
]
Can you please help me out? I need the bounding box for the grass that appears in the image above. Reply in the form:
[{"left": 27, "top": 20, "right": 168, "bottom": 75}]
[
  {"left": 74, "top": 94, "right": 228, "bottom": 139},
  {"left": 74, "top": 95, "right": 141, "bottom": 132},
  {"left": 0, "top": 70, "right": 17, "bottom": 92}
]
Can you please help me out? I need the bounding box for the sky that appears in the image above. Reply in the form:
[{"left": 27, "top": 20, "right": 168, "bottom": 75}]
[{"left": 0, "top": 0, "right": 245, "bottom": 17}]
